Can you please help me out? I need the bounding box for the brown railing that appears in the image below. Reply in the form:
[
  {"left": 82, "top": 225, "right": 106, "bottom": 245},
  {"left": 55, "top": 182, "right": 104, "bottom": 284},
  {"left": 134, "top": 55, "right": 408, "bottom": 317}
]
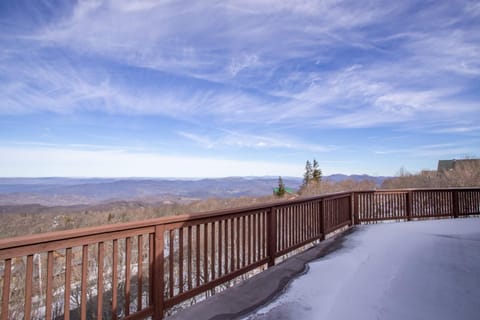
[
  {"left": 354, "top": 188, "right": 480, "bottom": 223},
  {"left": 0, "top": 188, "right": 479, "bottom": 319}
]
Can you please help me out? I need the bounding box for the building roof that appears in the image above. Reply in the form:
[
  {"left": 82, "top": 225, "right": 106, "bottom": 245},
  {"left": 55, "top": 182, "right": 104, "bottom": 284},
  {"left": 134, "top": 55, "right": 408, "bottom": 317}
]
[
  {"left": 438, "top": 159, "right": 480, "bottom": 171},
  {"left": 437, "top": 160, "right": 455, "bottom": 171}
]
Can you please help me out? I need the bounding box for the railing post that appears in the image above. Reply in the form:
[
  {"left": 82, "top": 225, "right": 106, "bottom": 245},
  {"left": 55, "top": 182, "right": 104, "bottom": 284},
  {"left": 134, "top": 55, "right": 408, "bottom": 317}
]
[
  {"left": 406, "top": 191, "right": 412, "bottom": 221},
  {"left": 320, "top": 199, "right": 326, "bottom": 241},
  {"left": 452, "top": 190, "right": 459, "bottom": 218},
  {"left": 267, "top": 207, "right": 277, "bottom": 267},
  {"left": 347, "top": 193, "right": 352, "bottom": 226},
  {"left": 153, "top": 225, "right": 165, "bottom": 320},
  {"left": 352, "top": 192, "right": 358, "bottom": 225}
]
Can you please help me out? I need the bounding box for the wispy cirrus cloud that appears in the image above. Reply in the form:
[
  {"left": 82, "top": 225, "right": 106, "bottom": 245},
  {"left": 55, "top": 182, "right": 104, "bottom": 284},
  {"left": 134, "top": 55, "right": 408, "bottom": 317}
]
[
  {"left": 178, "top": 130, "right": 333, "bottom": 152},
  {"left": 0, "top": 0, "right": 479, "bottom": 176},
  {"left": 28, "top": 0, "right": 401, "bottom": 88},
  {"left": 1, "top": 0, "right": 478, "bottom": 129},
  {"left": 374, "top": 141, "right": 480, "bottom": 158}
]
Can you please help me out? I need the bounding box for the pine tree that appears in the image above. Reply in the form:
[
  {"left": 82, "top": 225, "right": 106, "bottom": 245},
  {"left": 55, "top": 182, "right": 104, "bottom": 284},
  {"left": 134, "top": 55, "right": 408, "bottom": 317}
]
[
  {"left": 312, "top": 159, "right": 322, "bottom": 183},
  {"left": 303, "top": 160, "right": 313, "bottom": 187},
  {"left": 276, "top": 176, "right": 286, "bottom": 196}
]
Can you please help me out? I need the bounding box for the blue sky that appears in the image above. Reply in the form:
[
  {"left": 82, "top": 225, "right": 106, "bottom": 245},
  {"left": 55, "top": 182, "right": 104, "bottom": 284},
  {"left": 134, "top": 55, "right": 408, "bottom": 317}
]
[{"left": 0, "top": 0, "right": 479, "bottom": 177}]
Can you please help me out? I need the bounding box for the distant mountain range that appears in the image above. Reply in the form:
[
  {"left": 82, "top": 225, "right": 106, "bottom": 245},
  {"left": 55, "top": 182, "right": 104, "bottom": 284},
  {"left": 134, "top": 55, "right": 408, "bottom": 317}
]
[{"left": 0, "top": 175, "right": 388, "bottom": 206}]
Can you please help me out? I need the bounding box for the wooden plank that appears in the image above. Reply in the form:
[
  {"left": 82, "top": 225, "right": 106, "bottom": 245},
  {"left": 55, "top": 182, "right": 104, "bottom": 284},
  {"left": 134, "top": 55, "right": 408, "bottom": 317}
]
[
  {"left": 320, "top": 200, "right": 325, "bottom": 240},
  {"left": 112, "top": 240, "right": 118, "bottom": 320},
  {"left": 252, "top": 213, "right": 257, "bottom": 262},
  {"left": 224, "top": 219, "right": 229, "bottom": 275},
  {"left": 277, "top": 209, "right": 282, "bottom": 252},
  {"left": 247, "top": 215, "right": 251, "bottom": 266},
  {"left": 267, "top": 208, "right": 276, "bottom": 267},
  {"left": 81, "top": 245, "right": 88, "bottom": 320},
  {"left": 187, "top": 226, "right": 192, "bottom": 291},
  {"left": 302, "top": 204, "right": 306, "bottom": 243},
  {"left": 236, "top": 217, "right": 240, "bottom": 270},
  {"left": 137, "top": 235, "right": 143, "bottom": 312},
  {"left": 153, "top": 225, "right": 165, "bottom": 320},
  {"left": 64, "top": 248, "right": 72, "bottom": 320},
  {"left": 211, "top": 222, "right": 215, "bottom": 280},
  {"left": 169, "top": 230, "right": 174, "bottom": 298},
  {"left": 149, "top": 233, "right": 154, "bottom": 307},
  {"left": 1, "top": 258, "right": 11, "bottom": 320},
  {"left": 353, "top": 192, "right": 359, "bottom": 224},
  {"left": 292, "top": 205, "right": 297, "bottom": 246},
  {"left": 453, "top": 190, "right": 459, "bottom": 218},
  {"left": 286, "top": 207, "right": 291, "bottom": 249},
  {"left": 218, "top": 220, "right": 222, "bottom": 277},
  {"left": 24, "top": 254, "right": 33, "bottom": 320},
  {"left": 45, "top": 250, "right": 54, "bottom": 319},
  {"left": 242, "top": 216, "right": 246, "bottom": 267},
  {"left": 203, "top": 224, "right": 208, "bottom": 284},
  {"left": 258, "top": 212, "right": 263, "bottom": 259},
  {"left": 125, "top": 237, "right": 132, "bottom": 316},
  {"left": 230, "top": 217, "right": 235, "bottom": 272},
  {"left": 97, "top": 242, "right": 105, "bottom": 319},
  {"left": 179, "top": 228, "right": 184, "bottom": 294},
  {"left": 196, "top": 225, "right": 200, "bottom": 287}
]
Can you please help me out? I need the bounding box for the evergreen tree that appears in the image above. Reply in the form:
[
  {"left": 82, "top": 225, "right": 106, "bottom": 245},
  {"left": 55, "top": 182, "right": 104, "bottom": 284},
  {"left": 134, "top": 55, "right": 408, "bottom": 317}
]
[
  {"left": 276, "top": 176, "right": 286, "bottom": 196},
  {"left": 312, "top": 159, "right": 322, "bottom": 183},
  {"left": 303, "top": 160, "right": 313, "bottom": 186}
]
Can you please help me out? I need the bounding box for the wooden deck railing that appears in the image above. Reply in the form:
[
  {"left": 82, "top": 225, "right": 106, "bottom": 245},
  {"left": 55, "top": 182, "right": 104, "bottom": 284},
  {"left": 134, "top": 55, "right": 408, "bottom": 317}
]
[
  {"left": 354, "top": 188, "right": 480, "bottom": 223},
  {"left": 0, "top": 188, "right": 479, "bottom": 319}
]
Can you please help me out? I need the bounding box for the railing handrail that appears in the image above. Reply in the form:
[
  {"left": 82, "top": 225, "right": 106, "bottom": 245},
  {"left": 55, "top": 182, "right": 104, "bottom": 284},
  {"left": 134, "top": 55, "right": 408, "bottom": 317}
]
[
  {"left": 354, "top": 187, "right": 480, "bottom": 193},
  {"left": 0, "top": 191, "right": 352, "bottom": 251},
  {"left": 1, "top": 187, "right": 477, "bottom": 249}
]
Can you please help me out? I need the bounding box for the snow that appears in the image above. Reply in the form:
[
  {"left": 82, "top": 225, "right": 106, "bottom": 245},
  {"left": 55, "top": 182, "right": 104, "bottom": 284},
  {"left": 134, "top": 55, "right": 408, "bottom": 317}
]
[{"left": 248, "top": 218, "right": 480, "bottom": 320}]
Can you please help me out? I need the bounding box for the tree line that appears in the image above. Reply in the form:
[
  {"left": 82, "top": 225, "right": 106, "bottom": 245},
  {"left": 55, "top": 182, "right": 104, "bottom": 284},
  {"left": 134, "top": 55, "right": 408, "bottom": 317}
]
[
  {"left": 382, "top": 161, "right": 480, "bottom": 189},
  {"left": 275, "top": 157, "right": 480, "bottom": 197}
]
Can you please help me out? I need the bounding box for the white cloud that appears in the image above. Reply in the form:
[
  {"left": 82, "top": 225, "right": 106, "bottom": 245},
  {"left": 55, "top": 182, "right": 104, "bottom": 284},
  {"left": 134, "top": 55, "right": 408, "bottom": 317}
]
[
  {"left": 178, "top": 130, "right": 332, "bottom": 152},
  {"left": 0, "top": 57, "right": 270, "bottom": 120},
  {"left": 431, "top": 126, "right": 480, "bottom": 134},
  {"left": 268, "top": 63, "right": 475, "bottom": 128},
  {"left": 465, "top": 0, "right": 480, "bottom": 17},
  {"left": 405, "top": 31, "right": 480, "bottom": 77},
  {"left": 228, "top": 54, "right": 260, "bottom": 77},
  {"left": 110, "top": 0, "right": 165, "bottom": 12},
  {"left": 177, "top": 132, "right": 216, "bottom": 149},
  {"left": 30, "top": 0, "right": 400, "bottom": 82},
  {"left": 373, "top": 142, "right": 479, "bottom": 158},
  {"left": 1, "top": 0, "right": 479, "bottom": 132}
]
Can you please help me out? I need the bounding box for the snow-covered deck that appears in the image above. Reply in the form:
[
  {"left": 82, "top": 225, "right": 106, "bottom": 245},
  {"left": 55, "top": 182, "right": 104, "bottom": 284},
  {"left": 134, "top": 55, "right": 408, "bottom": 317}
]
[{"left": 249, "top": 218, "right": 480, "bottom": 320}]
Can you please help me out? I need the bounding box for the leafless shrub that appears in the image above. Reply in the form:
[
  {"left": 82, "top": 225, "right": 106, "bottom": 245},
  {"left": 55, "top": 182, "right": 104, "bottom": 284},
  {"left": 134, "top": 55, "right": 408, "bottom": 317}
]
[{"left": 382, "top": 161, "right": 480, "bottom": 189}]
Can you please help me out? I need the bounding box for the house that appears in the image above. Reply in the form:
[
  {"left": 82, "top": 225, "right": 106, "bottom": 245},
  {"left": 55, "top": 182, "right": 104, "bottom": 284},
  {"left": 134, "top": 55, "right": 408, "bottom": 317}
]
[{"left": 437, "top": 159, "right": 480, "bottom": 172}]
